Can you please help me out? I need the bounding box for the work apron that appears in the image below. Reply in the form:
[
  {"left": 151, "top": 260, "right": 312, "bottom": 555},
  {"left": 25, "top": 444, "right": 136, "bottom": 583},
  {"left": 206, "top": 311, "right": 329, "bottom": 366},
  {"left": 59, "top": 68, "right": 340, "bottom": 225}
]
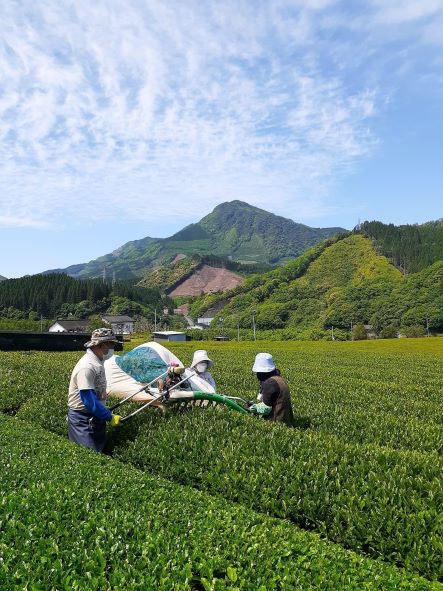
[{"left": 67, "top": 409, "right": 107, "bottom": 453}]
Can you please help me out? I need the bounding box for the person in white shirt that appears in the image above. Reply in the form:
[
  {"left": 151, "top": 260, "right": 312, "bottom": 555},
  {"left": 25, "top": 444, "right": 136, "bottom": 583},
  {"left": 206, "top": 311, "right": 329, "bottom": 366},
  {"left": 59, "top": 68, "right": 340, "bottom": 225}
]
[
  {"left": 67, "top": 328, "right": 121, "bottom": 452},
  {"left": 190, "top": 349, "right": 216, "bottom": 391}
]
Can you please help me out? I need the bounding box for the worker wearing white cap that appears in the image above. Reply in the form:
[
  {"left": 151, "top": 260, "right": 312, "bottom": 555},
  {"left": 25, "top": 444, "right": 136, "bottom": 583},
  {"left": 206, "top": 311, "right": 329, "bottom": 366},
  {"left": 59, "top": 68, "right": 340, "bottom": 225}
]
[
  {"left": 190, "top": 349, "right": 216, "bottom": 390},
  {"left": 250, "top": 353, "right": 294, "bottom": 427}
]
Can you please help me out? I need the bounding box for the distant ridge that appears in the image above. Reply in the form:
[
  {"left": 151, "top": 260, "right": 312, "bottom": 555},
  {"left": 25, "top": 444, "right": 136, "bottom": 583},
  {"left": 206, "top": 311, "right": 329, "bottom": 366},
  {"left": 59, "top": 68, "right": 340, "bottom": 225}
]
[
  {"left": 0, "top": 275, "right": 7, "bottom": 282},
  {"left": 42, "top": 200, "right": 345, "bottom": 280},
  {"left": 190, "top": 233, "right": 443, "bottom": 337}
]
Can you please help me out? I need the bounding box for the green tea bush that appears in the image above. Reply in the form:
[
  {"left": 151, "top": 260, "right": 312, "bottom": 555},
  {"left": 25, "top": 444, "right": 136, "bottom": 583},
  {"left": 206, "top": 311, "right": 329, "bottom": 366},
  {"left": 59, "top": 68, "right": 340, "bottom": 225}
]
[
  {"left": 2, "top": 415, "right": 440, "bottom": 591},
  {"left": 113, "top": 409, "right": 443, "bottom": 580}
]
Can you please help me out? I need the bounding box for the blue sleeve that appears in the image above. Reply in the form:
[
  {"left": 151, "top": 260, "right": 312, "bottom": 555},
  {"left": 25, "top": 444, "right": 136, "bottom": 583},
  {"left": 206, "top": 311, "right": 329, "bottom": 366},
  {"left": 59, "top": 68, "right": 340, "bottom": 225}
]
[{"left": 80, "top": 389, "right": 112, "bottom": 421}]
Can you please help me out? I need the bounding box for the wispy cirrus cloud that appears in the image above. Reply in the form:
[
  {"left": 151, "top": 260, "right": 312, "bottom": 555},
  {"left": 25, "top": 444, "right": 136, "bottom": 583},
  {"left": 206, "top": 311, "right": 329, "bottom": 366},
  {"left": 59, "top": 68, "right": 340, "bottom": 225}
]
[{"left": 0, "top": 1, "right": 439, "bottom": 231}]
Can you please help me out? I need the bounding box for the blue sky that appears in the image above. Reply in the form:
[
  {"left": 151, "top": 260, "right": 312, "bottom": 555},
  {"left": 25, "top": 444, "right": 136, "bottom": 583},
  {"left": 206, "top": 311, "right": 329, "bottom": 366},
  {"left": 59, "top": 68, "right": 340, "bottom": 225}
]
[{"left": 0, "top": 0, "right": 442, "bottom": 278}]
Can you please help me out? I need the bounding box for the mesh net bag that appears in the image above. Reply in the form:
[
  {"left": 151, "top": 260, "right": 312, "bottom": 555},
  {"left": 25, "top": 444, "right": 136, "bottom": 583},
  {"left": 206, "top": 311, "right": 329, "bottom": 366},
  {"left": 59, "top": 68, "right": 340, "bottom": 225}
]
[{"left": 115, "top": 346, "right": 168, "bottom": 383}]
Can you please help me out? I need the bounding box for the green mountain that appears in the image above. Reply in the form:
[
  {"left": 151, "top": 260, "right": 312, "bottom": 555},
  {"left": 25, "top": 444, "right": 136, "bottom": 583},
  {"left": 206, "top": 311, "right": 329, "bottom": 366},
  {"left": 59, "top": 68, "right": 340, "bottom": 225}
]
[
  {"left": 0, "top": 275, "right": 7, "bottom": 282},
  {"left": 43, "top": 201, "right": 345, "bottom": 280},
  {"left": 190, "top": 234, "right": 443, "bottom": 338},
  {"left": 360, "top": 219, "right": 443, "bottom": 273}
]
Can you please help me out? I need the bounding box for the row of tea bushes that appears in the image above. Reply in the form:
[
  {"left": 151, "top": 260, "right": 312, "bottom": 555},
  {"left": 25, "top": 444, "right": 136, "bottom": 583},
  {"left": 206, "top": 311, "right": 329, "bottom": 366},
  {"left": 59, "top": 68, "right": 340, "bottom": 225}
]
[
  {"left": 1, "top": 414, "right": 441, "bottom": 591},
  {"left": 111, "top": 409, "right": 443, "bottom": 581},
  {"left": 2, "top": 343, "right": 442, "bottom": 454}
]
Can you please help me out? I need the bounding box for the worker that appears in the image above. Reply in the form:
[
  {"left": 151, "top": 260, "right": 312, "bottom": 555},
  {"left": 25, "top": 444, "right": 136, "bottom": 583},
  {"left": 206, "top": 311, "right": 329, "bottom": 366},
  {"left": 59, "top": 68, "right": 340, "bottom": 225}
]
[
  {"left": 249, "top": 352, "right": 294, "bottom": 427},
  {"left": 190, "top": 349, "right": 216, "bottom": 390},
  {"left": 67, "top": 328, "right": 122, "bottom": 452}
]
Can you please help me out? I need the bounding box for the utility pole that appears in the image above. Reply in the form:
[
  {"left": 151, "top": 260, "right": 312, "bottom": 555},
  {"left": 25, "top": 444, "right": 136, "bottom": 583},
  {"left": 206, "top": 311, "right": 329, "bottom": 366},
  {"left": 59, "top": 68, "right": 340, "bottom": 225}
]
[
  {"left": 331, "top": 325, "right": 335, "bottom": 341},
  {"left": 252, "top": 310, "right": 256, "bottom": 341},
  {"left": 426, "top": 315, "right": 430, "bottom": 337}
]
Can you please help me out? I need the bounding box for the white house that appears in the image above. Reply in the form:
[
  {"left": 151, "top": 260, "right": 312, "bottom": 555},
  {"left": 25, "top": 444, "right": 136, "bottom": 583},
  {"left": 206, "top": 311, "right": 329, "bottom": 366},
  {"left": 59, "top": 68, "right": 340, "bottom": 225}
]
[
  {"left": 197, "top": 317, "right": 214, "bottom": 327},
  {"left": 48, "top": 320, "right": 90, "bottom": 333},
  {"left": 101, "top": 315, "right": 134, "bottom": 335}
]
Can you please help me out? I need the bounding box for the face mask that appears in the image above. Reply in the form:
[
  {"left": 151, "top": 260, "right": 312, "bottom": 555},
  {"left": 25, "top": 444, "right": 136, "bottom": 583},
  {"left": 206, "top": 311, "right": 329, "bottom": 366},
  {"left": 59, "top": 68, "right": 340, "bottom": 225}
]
[
  {"left": 103, "top": 348, "right": 114, "bottom": 361},
  {"left": 196, "top": 362, "right": 208, "bottom": 373}
]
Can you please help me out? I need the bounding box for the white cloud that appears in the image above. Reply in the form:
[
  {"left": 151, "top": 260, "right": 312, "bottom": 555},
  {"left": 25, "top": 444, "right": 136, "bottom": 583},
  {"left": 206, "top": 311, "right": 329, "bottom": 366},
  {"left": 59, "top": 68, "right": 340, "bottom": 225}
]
[{"left": 0, "top": 0, "right": 437, "bottom": 232}]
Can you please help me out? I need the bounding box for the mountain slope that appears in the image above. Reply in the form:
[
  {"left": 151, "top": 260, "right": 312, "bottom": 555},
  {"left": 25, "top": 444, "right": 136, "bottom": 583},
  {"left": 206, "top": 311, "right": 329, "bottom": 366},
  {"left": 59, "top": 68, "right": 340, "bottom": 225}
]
[
  {"left": 190, "top": 234, "right": 443, "bottom": 336},
  {"left": 359, "top": 219, "right": 443, "bottom": 273},
  {"left": 43, "top": 201, "right": 345, "bottom": 280},
  {"left": 0, "top": 275, "right": 7, "bottom": 282}
]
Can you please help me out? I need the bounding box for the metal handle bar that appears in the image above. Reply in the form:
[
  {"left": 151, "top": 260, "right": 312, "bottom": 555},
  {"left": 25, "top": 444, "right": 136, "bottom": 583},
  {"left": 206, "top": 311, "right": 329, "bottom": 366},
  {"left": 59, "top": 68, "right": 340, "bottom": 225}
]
[
  {"left": 120, "top": 372, "right": 196, "bottom": 423},
  {"left": 109, "top": 369, "right": 171, "bottom": 411}
]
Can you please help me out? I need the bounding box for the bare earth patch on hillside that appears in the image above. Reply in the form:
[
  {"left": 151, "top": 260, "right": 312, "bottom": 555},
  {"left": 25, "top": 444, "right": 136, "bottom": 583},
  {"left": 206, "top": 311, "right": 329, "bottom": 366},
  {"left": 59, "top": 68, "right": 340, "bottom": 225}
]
[{"left": 168, "top": 265, "right": 244, "bottom": 296}]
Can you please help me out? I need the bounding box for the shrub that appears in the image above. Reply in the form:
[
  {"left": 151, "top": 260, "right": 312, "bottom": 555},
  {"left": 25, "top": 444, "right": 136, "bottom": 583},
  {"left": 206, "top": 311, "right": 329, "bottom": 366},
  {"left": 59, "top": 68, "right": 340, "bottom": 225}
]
[{"left": 1, "top": 415, "right": 437, "bottom": 591}]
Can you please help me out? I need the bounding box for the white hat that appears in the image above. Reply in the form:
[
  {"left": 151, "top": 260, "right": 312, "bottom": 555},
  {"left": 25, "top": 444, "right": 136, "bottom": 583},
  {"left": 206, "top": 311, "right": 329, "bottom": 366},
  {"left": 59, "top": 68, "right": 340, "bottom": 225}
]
[
  {"left": 191, "top": 349, "right": 212, "bottom": 368},
  {"left": 252, "top": 352, "right": 276, "bottom": 373}
]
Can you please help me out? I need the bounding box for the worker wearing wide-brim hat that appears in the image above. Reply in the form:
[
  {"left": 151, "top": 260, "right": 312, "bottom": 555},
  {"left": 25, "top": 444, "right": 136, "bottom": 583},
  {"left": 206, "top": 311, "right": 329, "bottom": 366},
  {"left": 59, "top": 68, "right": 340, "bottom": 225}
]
[
  {"left": 67, "top": 328, "right": 122, "bottom": 452},
  {"left": 249, "top": 353, "right": 294, "bottom": 427},
  {"left": 190, "top": 349, "right": 216, "bottom": 390}
]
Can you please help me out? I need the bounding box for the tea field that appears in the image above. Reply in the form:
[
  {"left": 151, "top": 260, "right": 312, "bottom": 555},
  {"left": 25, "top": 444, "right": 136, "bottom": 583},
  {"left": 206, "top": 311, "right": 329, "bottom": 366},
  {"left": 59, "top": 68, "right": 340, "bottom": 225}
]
[{"left": 0, "top": 337, "right": 442, "bottom": 589}]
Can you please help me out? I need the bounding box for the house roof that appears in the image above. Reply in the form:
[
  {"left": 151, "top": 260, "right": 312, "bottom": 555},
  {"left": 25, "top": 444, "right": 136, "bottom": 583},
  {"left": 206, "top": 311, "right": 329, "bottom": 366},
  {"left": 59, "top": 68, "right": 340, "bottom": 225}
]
[
  {"left": 153, "top": 331, "right": 186, "bottom": 336},
  {"left": 102, "top": 315, "right": 134, "bottom": 323},
  {"left": 52, "top": 320, "right": 89, "bottom": 330}
]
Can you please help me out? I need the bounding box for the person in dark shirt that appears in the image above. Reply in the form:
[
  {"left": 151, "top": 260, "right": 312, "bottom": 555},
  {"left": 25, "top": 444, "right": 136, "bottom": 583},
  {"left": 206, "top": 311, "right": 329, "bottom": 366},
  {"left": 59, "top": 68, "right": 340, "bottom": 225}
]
[{"left": 249, "top": 352, "right": 294, "bottom": 427}]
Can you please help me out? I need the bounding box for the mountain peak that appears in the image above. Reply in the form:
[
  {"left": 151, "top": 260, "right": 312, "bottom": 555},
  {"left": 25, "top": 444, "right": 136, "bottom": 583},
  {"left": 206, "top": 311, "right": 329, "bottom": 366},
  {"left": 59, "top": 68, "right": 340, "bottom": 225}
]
[{"left": 42, "top": 200, "right": 346, "bottom": 279}]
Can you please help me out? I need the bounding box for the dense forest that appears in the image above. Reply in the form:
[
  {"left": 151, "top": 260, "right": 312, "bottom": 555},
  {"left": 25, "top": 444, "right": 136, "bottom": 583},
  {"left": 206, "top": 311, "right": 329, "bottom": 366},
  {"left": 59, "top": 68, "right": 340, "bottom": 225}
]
[
  {"left": 189, "top": 234, "right": 443, "bottom": 339},
  {"left": 0, "top": 273, "right": 170, "bottom": 321},
  {"left": 359, "top": 220, "right": 443, "bottom": 274}
]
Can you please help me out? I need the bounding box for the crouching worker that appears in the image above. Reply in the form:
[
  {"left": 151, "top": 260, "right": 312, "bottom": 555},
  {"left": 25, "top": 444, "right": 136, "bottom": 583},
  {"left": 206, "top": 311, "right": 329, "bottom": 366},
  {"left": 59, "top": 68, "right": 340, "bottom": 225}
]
[
  {"left": 190, "top": 349, "right": 216, "bottom": 390},
  {"left": 250, "top": 353, "right": 294, "bottom": 427},
  {"left": 67, "top": 328, "right": 122, "bottom": 452}
]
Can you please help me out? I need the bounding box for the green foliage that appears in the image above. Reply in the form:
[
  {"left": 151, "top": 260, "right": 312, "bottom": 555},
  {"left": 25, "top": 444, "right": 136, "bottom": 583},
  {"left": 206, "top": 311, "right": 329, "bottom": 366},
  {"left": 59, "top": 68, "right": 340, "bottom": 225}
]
[
  {"left": 0, "top": 318, "right": 51, "bottom": 332},
  {"left": 360, "top": 219, "right": 443, "bottom": 273},
  {"left": 191, "top": 235, "right": 443, "bottom": 336},
  {"left": 403, "top": 325, "right": 427, "bottom": 338},
  {"left": 1, "top": 339, "right": 442, "bottom": 584},
  {"left": 0, "top": 273, "right": 170, "bottom": 322},
  {"left": 352, "top": 323, "right": 368, "bottom": 340},
  {"left": 87, "top": 314, "right": 110, "bottom": 332},
  {"left": 380, "top": 325, "right": 399, "bottom": 339},
  {"left": 1, "top": 415, "right": 438, "bottom": 591}
]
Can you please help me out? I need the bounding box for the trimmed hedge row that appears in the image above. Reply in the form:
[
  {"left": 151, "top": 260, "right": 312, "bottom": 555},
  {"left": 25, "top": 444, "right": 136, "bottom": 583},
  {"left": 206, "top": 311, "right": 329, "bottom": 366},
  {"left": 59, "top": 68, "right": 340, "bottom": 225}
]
[
  {"left": 110, "top": 409, "right": 443, "bottom": 581},
  {"left": 1, "top": 415, "right": 441, "bottom": 591},
  {"left": 2, "top": 346, "right": 442, "bottom": 453}
]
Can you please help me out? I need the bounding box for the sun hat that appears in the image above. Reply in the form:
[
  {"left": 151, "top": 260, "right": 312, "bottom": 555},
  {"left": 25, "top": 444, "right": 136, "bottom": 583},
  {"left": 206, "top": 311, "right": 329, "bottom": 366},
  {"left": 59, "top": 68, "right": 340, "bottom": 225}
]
[
  {"left": 191, "top": 349, "right": 212, "bottom": 368},
  {"left": 84, "top": 328, "right": 119, "bottom": 348},
  {"left": 252, "top": 352, "right": 276, "bottom": 373}
]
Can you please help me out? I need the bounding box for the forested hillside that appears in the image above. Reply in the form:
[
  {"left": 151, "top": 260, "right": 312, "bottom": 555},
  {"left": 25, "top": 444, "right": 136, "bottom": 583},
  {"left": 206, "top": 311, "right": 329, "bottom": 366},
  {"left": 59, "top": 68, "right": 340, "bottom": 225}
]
[
  {"left": 360, "top": 219, "right": 443, "bottom": 274},
  {"left": 0, "top": 273, "right": 169, "bottom": 321},
  {"left": 44, "top": 201, "right": 345, "bottom": 279},
  {"left": 190, "top": 234, "right": 443, "bottom": 338}
]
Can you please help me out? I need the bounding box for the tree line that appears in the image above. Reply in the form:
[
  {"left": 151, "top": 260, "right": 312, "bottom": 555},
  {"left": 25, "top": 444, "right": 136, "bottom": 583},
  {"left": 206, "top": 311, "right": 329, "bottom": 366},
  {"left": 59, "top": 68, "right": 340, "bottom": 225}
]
[
  {"left": 359, "top": 220, "right": 443, "bottom": 274},
  {"left": 0, "top": 273, "right": 169, "bottom": 320}
]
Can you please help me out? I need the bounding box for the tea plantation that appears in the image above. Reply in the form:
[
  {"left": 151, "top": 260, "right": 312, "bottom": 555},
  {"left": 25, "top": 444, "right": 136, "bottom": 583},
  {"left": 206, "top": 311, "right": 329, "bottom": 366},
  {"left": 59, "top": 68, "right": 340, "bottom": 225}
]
[{"left": 1, "top": 338, "right": 442, "bottom": 589}]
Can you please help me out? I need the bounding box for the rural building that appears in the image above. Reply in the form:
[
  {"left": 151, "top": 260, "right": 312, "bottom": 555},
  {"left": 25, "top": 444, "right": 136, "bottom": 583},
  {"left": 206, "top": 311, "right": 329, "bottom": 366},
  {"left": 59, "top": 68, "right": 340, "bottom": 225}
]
[
  {"left": 48, "top": 320, "right": 89, "bottom": 333},
  {"left": 197, "top": 316, "right": 214, "bottom": 327},
  {"left": 101, "top": 315, "right": 134, "bottom": 335},
  {"left": 153, "top": 331, "right": 186, "bottom": 342},
  {"left": 364, "top": 325, "right": 377, "bottom": 339}
]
